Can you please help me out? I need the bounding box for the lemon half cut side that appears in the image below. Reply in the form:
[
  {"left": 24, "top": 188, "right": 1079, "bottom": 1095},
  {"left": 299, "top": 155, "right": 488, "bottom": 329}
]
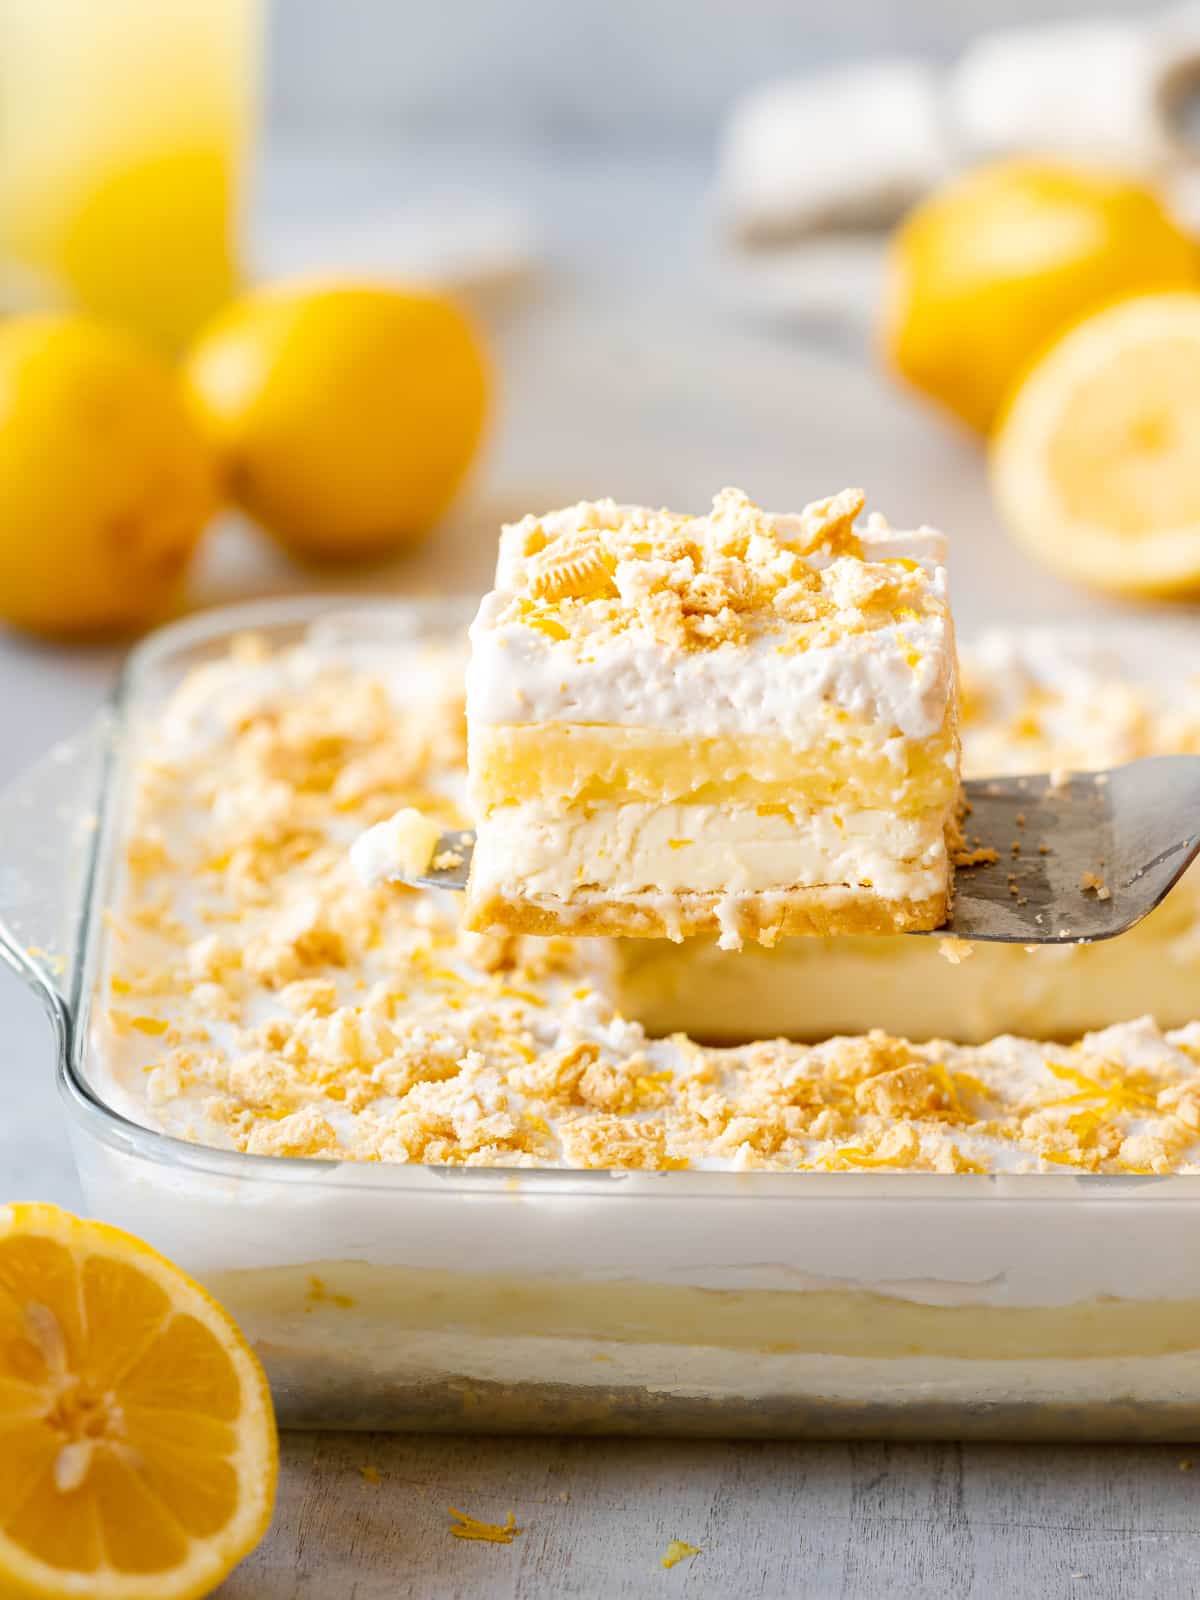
[
  {"left": 0, "top": 1203, "right": 276, "bottom": 1600},
  {"left": 991, "top": 291, "right": 1200, "bottom": 596}
]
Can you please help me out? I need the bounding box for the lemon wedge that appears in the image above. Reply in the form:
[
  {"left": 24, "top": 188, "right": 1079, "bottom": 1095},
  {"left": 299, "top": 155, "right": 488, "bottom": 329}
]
[
  {"left": 0, "top": 1203, "right": 276, "bottom": 1600},
  {"left": 992, "top": 291, "right": 1200, "bottom": 595}
]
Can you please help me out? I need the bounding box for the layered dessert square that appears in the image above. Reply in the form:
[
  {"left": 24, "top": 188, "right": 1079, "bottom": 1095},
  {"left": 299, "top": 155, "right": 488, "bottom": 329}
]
[{"left": 464, "top": 488, "right": 961, "bottom": 946}]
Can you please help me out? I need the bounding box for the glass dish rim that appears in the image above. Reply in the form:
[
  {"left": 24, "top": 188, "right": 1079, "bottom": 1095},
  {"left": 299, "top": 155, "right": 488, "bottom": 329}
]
[{"left": 44, "top": 593, "right": 1200, "bottom": 1203}]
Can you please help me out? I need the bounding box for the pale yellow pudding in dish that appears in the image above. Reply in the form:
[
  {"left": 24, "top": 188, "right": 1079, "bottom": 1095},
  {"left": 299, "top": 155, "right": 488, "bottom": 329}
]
[{"left": 461, "top": 487, "right": 961, "bottom": 946}]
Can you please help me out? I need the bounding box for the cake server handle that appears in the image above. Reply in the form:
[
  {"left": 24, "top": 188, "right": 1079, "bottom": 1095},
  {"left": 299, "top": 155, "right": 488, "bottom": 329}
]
[{"left": 0, "top": 712, "right": 113, "bottom": 1006}]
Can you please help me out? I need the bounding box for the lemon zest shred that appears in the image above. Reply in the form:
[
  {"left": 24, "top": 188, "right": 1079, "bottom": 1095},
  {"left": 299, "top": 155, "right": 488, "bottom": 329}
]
[
  {"left": 1043, "top": 1058, "right": 1158, "bottom": 1118},
  {"left": 526, "top": 614, "right": 569, "bottom": 641},
  {"left": 948, "top": 1148, "right": 988, "bottom": 1175},
  {"left": 1043, "top": 1148, "right": 1088, "bottom": 1168},
  {"left": 448, "top": 1507, "right": 522, "bottom": 1544},
  {"left": 496, "top": 984, "right": 545, "bottom": 1006},
  {"left": 822, "top": 1145, "right": 913, "bottom": 1170},
  {"left": 927, "top": 1061, "right": 966, "bottom": 1119},
  {"left": 662, "top": 1540, "right": 701, "bottom": 1569},
  {"left": 130, "top": 1015, "right": 169, "bottom": 1036},
  {"left": 633, "top": 1070, "right": 674, "bottom": 1103}
]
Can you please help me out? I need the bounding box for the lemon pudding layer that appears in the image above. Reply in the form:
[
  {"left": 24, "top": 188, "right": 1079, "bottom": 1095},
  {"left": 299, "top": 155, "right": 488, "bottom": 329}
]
[{"left": 461, "top": 488, "right": 962, "bottom": 945}]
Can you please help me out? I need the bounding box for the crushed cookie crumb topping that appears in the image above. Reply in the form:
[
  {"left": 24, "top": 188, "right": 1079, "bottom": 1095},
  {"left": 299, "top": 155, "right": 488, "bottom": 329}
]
[
  {"left": 493, "top": 488, "right": 945, "bottom": 655},
  {"left": 94, "top": 638, "right": 1200, "bottom": 1175}
]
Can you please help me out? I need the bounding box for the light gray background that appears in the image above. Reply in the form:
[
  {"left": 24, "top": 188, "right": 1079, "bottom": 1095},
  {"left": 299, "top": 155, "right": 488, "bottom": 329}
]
[
  {"left": 267, "top": 0, "right": 1165, "bottom": 144},
  {"left": 3, "top": 5, "right": 1199, "bottom": 1596}
]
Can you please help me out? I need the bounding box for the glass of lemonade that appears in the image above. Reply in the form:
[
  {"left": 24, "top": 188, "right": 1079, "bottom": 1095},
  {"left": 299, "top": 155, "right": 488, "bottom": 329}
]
[{"left": 0, "top": 0, "right": 261, "bottom": 349}]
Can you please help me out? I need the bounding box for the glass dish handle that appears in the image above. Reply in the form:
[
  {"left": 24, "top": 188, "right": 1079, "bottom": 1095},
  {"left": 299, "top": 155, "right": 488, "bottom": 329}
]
[{"left": 0, "top": 713, "right": 112, "bottom": 1006}]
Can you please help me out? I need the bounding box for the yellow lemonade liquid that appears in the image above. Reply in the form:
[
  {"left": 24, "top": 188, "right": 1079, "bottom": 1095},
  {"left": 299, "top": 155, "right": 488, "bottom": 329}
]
[{"left": 0, "top": 0, "right": 260, "bottom": 349}]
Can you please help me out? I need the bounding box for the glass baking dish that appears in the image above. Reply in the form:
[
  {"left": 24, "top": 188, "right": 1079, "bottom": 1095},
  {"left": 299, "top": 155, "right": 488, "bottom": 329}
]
[{"left": 3, "top": 595, "right": 1200, "bottom": 1442}]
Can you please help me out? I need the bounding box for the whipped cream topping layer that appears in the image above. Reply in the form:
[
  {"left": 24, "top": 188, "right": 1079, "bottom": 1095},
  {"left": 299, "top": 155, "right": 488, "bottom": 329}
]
[{"left": 467, "top": 490, "right": 956, "bottom": 741}]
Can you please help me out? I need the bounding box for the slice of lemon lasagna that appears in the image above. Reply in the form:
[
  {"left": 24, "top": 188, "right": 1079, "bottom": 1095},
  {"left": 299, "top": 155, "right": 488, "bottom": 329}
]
[{"left": 464, "top": 488, "right": 961, "bottom": 946}]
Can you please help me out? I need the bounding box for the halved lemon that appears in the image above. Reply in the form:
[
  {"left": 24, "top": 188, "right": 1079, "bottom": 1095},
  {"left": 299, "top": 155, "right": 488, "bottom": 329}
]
[
  {"left": 991, "top": 291, "right": 1200, "bottom": 596},
  {"left": 0, "top": 1203, "right": 276, "bottom": 1600},
  {"left": 885, "top": 161, "right": 1198, "bottom": 435}
]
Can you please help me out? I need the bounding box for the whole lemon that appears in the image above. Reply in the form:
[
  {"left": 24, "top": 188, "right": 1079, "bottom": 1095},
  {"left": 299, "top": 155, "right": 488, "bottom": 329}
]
[
  {"left": 183, "top": 282, "right": 489, "bottom": 561},
  {"left": 0, "top": 315, "right": 218, "bottom": 636},
  {"left": 884, "top": 161, "right": 1199, "bottom": 435}
]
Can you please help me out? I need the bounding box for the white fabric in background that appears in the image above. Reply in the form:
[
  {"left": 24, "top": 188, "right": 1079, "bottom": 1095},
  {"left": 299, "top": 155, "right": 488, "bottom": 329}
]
[
  {"left": 948, "top": 21, "right": 1175, "bottom": 170},
  {"left": 718, "top": 60, "right": 952, "bottom": 242},
  {"left": 719, "top": 10, "right": 1200, "bottom": 249}
]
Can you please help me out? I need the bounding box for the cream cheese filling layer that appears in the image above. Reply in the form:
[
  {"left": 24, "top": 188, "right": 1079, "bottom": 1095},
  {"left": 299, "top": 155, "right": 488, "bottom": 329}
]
[{"left": 470, "top": 801, "right": 949, "bottom": 902}]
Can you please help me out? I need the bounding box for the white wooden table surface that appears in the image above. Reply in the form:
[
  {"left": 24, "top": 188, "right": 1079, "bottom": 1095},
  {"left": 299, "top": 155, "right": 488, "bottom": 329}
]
[
  {"left": 2, "top": 143, "right": 1198, "bottom": 1599},
  {"left": 218, "top": 1433, "right": 1200, "bottom": 1600}
]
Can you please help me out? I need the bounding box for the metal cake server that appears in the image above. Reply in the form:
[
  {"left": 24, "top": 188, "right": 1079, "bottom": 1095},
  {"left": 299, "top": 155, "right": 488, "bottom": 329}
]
[{"left": 399, "top": 755, "right": 1200, "bottom": 945}]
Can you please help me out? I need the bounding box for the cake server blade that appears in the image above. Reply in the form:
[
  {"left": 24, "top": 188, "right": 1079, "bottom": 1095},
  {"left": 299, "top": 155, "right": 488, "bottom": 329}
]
[
  {"left": 402, "top": 755, "right": 1200, "bottom": 945},
  {"left": 916, "top": 754, "right": 1200, "bottom": 944}
]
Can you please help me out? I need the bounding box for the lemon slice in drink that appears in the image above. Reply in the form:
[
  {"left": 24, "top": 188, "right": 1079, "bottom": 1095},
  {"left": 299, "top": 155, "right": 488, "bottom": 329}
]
[
  {"left": 0, "top": 1203, "right": 276, "bottom": 1600},
  {"left": 991, "top": 291, "right": 1200, "bottom": 595}
]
